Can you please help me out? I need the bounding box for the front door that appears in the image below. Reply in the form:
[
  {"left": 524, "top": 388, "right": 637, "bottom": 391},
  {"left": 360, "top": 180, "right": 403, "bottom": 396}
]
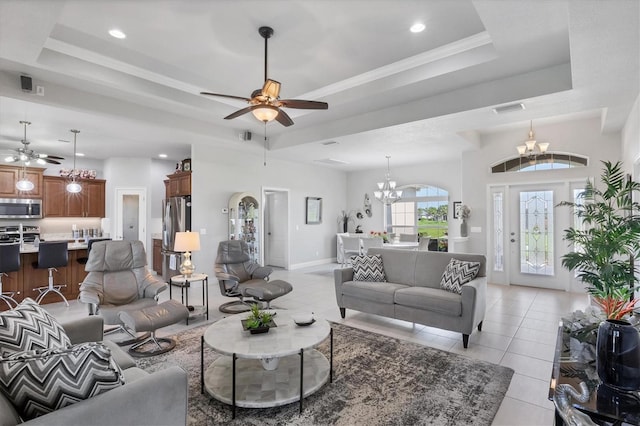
[{"left": 508, "top": 182, "right": 570, "bottom": 290}]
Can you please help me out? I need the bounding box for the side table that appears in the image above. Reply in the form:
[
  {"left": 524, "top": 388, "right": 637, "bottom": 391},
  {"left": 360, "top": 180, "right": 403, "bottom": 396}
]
[{"left": 169, "top": 273, "right": 209, "bottom": 325}]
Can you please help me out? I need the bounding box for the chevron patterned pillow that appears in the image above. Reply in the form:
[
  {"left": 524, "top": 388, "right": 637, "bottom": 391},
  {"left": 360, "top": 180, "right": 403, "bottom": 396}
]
[
  {"left": 0, "top": 342, "right": 124, "bottom": 420},
  {"left": 0, "top": 298, "right": 71, "bottom": 357},
  {"left": 440, "top": 258, "right": 481, "bottom": 294},
  {"left": 352, "top": 254, "right": 387, "bottom": 282}
]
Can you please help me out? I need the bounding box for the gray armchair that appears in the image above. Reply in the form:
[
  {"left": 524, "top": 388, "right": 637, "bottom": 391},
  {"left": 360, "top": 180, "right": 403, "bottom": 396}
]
[
  {"left": 79, "top": 240, "right": 167, "bottom": 344},
  {"left": 215, "top": 240, "right": 292, "bottom": 313}
]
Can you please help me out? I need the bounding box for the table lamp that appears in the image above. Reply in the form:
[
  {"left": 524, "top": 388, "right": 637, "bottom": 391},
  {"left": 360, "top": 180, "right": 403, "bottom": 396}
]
[{"left": 174, "top": 231, "right": 200, "bottom": 277}]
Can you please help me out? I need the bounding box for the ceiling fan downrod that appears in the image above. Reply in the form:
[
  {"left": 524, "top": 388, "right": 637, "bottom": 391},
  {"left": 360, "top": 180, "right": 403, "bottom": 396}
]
[{"left": 259, "top": 26, "right": 274, "bottom": 82}]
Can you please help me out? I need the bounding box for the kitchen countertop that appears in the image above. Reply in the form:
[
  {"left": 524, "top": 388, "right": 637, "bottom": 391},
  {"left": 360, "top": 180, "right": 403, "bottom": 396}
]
[{"left": 19, "top": 242, "right": 88, "bottom": 254}]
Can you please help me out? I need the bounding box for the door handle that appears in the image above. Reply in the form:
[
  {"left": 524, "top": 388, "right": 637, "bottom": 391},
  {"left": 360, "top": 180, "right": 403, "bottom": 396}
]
[{"left": 510, "top": 239, "right": 516, "bottom": 243}]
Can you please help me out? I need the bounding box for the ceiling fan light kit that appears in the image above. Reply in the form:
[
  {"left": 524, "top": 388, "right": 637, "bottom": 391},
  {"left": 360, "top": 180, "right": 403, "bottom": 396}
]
[
  {"left": 5, "top": 121, "right": 65, "bottom": 166},
  {"left": 200, "top": 26, "right": 328, "bottom": 127}
]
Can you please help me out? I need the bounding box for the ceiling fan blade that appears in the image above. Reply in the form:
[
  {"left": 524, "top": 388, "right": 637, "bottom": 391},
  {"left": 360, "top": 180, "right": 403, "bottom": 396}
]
[
  {"left": 275, "top": 109, "right": 294, "bottom": 127},
  {"left": 224, "top": 106, "right": 255, "bottom": 120},
  {"left": 200, "top": 92, "right": 251, "bottom": 102},
  {"left": 43, "top": 158, "right": 61, "bottom": 165},
  {"left": 41, "top": 154, "right": 65, "bottom": 160},
  {"left": 278, "top": 99, "right": 329, "bottom": 110},
  {"left": 261, "top": 79, "right": 281, "bottom": 99}
]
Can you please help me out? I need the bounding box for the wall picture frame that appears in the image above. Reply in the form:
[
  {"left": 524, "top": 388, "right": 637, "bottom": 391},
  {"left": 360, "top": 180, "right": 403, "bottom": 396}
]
[
  {"left": 306, "top": 197, "right": 322, "bottom": 224},
  {"left": 453, "top": 201, "right": 462, "bottom": 219}
]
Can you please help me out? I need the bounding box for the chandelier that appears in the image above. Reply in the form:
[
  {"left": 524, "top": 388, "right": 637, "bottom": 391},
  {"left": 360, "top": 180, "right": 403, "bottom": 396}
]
[
  {"left": 373, "top": 156, "right": 402, "bottom": 205},
  {"left": 516, "top": 121, "right": 549, "bottom": 158},
  {"left": 66, "top": 129, "right": 82, "bottom": 193}
]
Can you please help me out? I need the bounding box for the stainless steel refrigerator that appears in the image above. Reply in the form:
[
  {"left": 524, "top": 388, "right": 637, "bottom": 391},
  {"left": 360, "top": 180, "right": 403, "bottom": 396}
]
[{"left": 161, "top": 195, "right": 191, "bottom": 282}]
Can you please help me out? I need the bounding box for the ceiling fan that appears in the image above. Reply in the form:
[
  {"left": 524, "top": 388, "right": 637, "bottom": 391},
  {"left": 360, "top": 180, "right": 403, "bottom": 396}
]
[
  {"left": 4, "top": 121, "right": 65, "bottom": 165},
  {"left": 200, "top": 26, "right": 328, "bottom": 127}
]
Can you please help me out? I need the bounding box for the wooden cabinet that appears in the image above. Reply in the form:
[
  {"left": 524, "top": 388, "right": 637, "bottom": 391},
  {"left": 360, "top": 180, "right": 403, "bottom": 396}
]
[
  {"left": 0, "top": 165, "right": 44, "bottom": 198},
  {"left": 43, "top": 176, "right": 105, "bottom": 217},
  {"left": 152, "top": 239, "right": 162, "bottom": 274},
  {"left": 166, "top": 171, "right": 191, "bottom": 197}
]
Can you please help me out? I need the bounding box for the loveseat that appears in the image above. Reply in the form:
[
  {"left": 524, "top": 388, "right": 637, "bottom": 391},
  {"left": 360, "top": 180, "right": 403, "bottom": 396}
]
[
  {"left": 334, "top": 248, "right": 486, "bottom": 348},
  {"left": 0, "top": 315, "right": 188, "bottom": 426}
]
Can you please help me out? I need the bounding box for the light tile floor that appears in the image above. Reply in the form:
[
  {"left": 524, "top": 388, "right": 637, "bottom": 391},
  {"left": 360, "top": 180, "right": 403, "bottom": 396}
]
[{"left": 44, "top": 263, "right": 591, "bottom": 426}]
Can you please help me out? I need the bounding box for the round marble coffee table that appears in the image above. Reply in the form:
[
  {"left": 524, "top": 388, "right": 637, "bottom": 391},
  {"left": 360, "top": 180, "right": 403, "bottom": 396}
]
[{"left": 200, "top": 310, "right": 333, "bottom": 418}]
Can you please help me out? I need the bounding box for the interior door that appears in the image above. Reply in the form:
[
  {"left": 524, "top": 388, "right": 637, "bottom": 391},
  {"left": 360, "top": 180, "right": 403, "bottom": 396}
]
[
  {"left": 508, "top": 182, "right": 569, "bottom": 290},
  {"left": 122, "top": 195, "right": 139, "bottom": 240},
  {"left": 263, "top": 190, "right": 288, "bottom": 268}
]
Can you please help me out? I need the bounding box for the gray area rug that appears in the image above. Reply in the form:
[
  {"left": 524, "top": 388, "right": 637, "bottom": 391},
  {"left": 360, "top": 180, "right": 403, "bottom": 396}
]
[{"left": 135, "top": 322, "right": 514, "bottom": 425}]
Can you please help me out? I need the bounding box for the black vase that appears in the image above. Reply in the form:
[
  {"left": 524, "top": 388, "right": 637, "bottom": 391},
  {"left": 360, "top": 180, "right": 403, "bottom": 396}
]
[
  {"left": 343, "top": 221, "right": 348, "bottom": 233},
  {"left": 596, "top": 319, "right": 640, "bottom": 391}
]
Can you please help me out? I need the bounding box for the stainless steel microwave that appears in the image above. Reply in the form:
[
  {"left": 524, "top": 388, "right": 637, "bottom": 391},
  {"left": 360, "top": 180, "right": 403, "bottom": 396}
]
[{"left": 0, "top": 198, "right": 42, "bottom": 219}]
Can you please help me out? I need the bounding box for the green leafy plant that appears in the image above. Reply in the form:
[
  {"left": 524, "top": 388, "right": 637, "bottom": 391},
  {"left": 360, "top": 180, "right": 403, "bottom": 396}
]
[
  {"left": 559, "top": 160, "right": 640, "bottom": 320},
  {"left": 245, "top": 304, "right": 274, "bottom": 329}
]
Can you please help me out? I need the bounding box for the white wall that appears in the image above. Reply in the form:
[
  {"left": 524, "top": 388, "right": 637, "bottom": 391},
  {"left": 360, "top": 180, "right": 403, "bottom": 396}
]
[
  {"left": 191, "top": 144, "right": 347, "bottom": 277},
  {"left": 622, "top": 94, "right": 640, "bottom": 174}
]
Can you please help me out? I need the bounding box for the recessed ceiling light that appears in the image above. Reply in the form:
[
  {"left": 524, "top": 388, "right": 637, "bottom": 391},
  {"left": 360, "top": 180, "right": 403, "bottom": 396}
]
[
  {"left": 75, "top": 152, "right": 85, "bottom": 157},
  {"left": 158, "top": 154, "right": 168, "bottom": 159},
  {"left": 410, "top": 23, "right": 426, "bottom": 33},
  {"left": 109, "top": 29, "right": 126, "bottom": 39}
]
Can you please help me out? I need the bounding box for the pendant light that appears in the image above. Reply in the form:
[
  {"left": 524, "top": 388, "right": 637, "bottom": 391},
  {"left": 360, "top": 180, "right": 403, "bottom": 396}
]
[
  {"left": 373, "top": 156, "right": 402, "bottom": 205},
  {"left": 66, "top": 129, "right": 82, "bottom": 193},
  {"left": 15, "top": 121, "right": 34, "bottom": 192}
]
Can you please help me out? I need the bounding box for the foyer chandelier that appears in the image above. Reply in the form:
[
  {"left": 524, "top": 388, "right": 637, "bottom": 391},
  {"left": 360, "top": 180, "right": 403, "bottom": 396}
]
[
  {"left": 516, "top": 121, "right": 549, "bottom": 159},
  {"left": 373, "top": 156, "right": 402, "bottom": 205},
  {"left": 66, "top": 129, "right": 82, "bottom": 193}
]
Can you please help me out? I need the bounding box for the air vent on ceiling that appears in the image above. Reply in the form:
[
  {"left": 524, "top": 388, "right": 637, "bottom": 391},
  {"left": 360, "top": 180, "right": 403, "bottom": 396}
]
[
  {"left": 492, "top": 103, "right": 525, "bottom": 114},
  {"left": 315, "top": 158, "right": 349, "bottom": 165},
  {"left": 321, "top": 141, "right": 338, "bottom": 146}
]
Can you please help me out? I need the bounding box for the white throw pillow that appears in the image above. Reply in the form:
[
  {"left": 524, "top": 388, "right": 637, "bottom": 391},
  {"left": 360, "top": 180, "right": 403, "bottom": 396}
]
[{"left": 440, "top": 258, "right": 481, "bottom": 294}]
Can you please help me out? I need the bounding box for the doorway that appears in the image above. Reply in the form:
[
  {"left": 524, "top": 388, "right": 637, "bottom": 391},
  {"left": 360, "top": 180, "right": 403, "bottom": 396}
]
[
  {"left": 507, "top": 182, "right": 569, "bottom": 290},
  {"left": 115, "top": 188, "right": 147, "bottom": 247},
  {"left": 262, "top": 188, "right": 289, "bottom": 269}
]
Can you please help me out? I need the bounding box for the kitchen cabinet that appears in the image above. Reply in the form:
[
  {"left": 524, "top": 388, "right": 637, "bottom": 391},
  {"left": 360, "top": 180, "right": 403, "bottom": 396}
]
[
  {"left": 0, "top": 164, "right": 44, "bottom": 198},
  {"left": 166, "top": 171, "right": 191, "bottom": 197},
  {"left": 152, "top": 238, "right": 162, "bottom": 274},
  {"left": 43, "top": 176, "right": 105, "bottom": 217}
]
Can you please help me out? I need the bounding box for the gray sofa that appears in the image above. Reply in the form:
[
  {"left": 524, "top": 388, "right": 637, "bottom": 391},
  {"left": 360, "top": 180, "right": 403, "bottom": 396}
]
[
  {"left": 334, "top": 248, "right": 486, "bottom": 348},
  {"left": 0, "top": 316, "right": 188, "bottom": 426}
]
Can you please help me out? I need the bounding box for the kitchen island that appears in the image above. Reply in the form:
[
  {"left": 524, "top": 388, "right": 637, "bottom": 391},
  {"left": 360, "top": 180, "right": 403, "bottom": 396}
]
[{"left": 1, "top": 242, "right": 90, "bottom": 310}]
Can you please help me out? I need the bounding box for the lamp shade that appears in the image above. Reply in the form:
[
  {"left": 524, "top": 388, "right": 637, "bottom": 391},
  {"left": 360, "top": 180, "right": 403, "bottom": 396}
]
[
  {"left": 252, "top": 105, "right": 279, "bottom": 122},
  {"left": 174, "top": 231, "right": 201, "bottom": 252},
  {"left": 16, "top": 179, "right": 34, "bottom": 191}
]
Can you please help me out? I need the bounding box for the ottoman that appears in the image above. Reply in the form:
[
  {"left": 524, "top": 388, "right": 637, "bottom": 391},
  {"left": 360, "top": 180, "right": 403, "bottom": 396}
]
[
  {"left": 118, "top": 299, "right": 189, "bottom": 357},
  {"left": 243, "top": 279, "right": 293, "bottom": 308}
]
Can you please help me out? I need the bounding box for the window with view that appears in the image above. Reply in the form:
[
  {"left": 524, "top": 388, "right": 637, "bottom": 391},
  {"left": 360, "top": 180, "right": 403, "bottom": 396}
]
[{"left": 384, "top": 185, "right": 449, "bottom": 239}]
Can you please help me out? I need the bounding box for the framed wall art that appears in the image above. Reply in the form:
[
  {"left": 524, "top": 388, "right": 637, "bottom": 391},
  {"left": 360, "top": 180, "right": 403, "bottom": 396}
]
[
  {"left": 453, "top": 201, "right": 462, "bottom": 219},
  {"left": 306, "top": 197, "right": 322, "bottom": 224}
]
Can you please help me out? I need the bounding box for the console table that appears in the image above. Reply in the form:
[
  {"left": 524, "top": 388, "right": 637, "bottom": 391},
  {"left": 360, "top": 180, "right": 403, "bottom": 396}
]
[{"left": 548, "top": 318, "right": 640, "bottom": 425}]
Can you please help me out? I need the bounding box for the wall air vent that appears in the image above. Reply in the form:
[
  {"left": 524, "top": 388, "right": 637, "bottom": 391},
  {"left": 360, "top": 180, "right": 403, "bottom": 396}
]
[
  {"left": 492, "top": 103, "right": 525, "bottom": 114},
  {"left": 314, "top": 158, "right": 349, "bottom": 165}
]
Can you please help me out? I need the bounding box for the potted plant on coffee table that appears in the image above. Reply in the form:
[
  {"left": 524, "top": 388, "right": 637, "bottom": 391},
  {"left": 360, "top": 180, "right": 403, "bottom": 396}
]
[
  {"left": 559, "top": 160, "right": 640, "bottom": 391},
  {"left": 241, "top": 304, "right": 277, "bottom": 334}
]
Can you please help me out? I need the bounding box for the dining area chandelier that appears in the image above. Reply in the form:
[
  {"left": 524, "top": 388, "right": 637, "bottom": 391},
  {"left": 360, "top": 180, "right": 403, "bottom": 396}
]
[{"left": 374, "top": 156, "right": 402, "bottom": 205}]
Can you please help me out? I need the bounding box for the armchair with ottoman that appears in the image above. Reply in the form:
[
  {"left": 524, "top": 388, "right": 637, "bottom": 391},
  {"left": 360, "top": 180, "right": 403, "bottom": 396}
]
[
  {"left": 334, "top": 248, "right": 487, "bottom": 348},
  {"left": 0, "top": 299, "right": 188, "bottom": 426},
  {"left": 214, "top": 240, "right": 292, "bottom": 313}
]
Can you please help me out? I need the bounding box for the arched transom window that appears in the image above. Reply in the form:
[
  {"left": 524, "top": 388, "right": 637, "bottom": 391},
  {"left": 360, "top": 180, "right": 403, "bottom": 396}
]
[{"left": 491, "top": 153, "right": 588, "bottom": 173}]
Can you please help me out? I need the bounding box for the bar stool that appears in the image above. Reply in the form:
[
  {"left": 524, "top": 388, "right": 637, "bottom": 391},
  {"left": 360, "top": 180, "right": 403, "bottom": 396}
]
[
  {"left": 32, "top": 241, "right": 69, "bottom": 306},
  {"left": 0, "top": 243, "right": 21, "bottom": 309},
  {"left": 77, "top": 238, "right": 111, "bottom": 265}
]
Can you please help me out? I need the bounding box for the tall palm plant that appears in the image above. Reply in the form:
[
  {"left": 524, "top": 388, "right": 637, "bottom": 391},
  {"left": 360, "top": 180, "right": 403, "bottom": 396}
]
[{"left": 559, "top": 160, "right": 640, "bottom": 320}]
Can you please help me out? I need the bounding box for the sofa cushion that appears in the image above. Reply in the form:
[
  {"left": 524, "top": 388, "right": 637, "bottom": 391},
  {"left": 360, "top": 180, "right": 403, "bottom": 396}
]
[
  {"left": 351, "top": 254, "right": 387, "bottom": 282},
  {"left": 439, "top": 258, "right": 481, "bottom": 294},
  {"left": 0, "top": 342, "right": 124, "bottom": 420},
  {"left": 394, "top": 287, "right": 463, "bottom": 316},
  {"left": 0, "top": 298, "right": 71, "bottom": 357},
  {"left": 342, "top": 281, "right": 408, "bottom": 304}
]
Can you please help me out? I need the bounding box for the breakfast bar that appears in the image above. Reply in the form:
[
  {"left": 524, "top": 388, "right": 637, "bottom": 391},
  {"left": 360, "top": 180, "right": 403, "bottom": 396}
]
[{"left": 0, "top": 242, "right": 90, "bottom": 310}]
